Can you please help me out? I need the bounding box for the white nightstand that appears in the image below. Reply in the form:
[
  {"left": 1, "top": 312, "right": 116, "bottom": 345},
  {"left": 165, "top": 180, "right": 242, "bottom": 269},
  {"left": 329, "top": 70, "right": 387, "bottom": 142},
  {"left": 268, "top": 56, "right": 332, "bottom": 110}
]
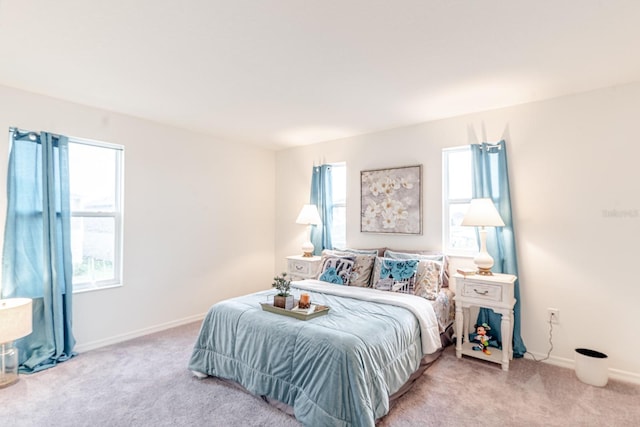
[
  {"left": 454, "top": 272, "right": 517, "bottom": 371},
  {"left": 286, "top": 255, "right": 322, "bottom": 281}
]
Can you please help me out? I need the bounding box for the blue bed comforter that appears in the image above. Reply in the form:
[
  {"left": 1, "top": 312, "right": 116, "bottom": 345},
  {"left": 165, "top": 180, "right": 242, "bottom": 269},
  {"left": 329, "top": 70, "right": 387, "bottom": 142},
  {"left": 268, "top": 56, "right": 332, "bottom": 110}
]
[{"left": 188, "top": 281, "right": 441, "bottom": 427}]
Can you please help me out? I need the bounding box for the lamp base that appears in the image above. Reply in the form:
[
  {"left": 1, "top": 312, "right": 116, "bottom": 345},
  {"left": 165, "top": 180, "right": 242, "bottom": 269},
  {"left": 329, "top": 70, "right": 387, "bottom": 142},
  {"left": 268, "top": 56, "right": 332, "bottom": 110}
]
[
  {"left": 301, "top": 236, "right": 315, "bottom": 258},
  {"left": 0, "top": 374, "right": 18, "bottom": 389},
  {"left": 473, "top": 229, "right": 494, "bottom": 276},
  {"left": 476, "top": 267, "right": 494, "bottom": 276},
  {"left": 0, "top": 343, "right": 19, "bottom": 389}
]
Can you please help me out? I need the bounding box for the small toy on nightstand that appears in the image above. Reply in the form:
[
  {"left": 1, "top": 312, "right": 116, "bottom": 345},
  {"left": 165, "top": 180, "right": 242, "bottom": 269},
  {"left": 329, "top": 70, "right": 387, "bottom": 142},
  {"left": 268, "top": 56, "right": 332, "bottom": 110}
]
[{"left": 472, "top": 323, "right": 492, "bottom": 355}]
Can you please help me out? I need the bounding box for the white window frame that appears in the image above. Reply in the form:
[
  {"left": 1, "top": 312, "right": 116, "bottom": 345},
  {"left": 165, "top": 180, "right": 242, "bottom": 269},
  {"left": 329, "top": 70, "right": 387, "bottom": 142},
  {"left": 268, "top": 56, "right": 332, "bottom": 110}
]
[
  {"left": 442, "top": 145, "right": 477, "bottom": 256},
  {"left": 330, "top": 162, "right": 347, "bottom": 250},
  {"left": 69, "top": 137, "right": 124, "bottom": 293}
]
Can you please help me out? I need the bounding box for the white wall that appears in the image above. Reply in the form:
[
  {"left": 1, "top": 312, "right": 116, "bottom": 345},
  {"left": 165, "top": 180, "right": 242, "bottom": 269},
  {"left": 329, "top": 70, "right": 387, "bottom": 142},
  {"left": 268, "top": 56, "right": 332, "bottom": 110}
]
[
  {"left": 0, "top": 85, "right": 276, "bottom": 351},
  {"left": 275, "top": 81, "right": 640, "bottom": 383}
]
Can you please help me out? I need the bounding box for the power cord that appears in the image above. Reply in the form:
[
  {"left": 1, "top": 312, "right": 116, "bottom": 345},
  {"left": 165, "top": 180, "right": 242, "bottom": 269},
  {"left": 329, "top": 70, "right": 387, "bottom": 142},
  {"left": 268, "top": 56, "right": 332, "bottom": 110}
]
[{"left": 525, "top": 315, "right": 554, "bottom": 362}]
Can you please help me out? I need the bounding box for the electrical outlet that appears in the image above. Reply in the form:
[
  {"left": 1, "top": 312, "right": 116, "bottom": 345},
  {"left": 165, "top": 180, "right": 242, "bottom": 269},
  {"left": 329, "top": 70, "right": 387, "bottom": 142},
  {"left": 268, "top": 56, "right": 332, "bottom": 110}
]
[{"left": 547, "top": 308, "right": 559, "bottom": 324}]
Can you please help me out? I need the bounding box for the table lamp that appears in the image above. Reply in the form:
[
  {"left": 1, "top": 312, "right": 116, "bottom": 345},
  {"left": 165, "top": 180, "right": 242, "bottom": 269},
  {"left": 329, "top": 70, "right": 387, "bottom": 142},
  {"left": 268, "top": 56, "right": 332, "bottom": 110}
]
[
  {"left": 461, "top": 198, "right": 505, "bottom": 275},
  {"left": 295, "top": 204, "right": 322, "bottom": 257},
  {"left": 0, "top": 298, "right": 33, "bottom": 388}
]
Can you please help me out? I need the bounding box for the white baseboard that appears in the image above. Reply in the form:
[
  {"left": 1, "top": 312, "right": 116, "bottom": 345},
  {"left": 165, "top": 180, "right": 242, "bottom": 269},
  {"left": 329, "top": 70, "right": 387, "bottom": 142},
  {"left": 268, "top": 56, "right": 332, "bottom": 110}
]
[
  {"left": 74, "top": 313, "right": 206, "bottom": 353},
  {"left": 524, "top": 351, "right": 640, "bottom": 385}
]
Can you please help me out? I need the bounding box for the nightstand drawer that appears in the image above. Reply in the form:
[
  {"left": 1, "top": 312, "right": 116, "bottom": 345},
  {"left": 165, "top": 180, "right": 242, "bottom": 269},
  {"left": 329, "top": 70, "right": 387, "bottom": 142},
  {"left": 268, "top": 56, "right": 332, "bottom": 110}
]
[
  {"left": 461, "top": 281, "right": 502, "bottom": 302},
  {"left": 288, "top": 259, "right": 313, "bottom": 275},
  {"left": 286, "top": 255, "right": 322, "bottom": 280}
]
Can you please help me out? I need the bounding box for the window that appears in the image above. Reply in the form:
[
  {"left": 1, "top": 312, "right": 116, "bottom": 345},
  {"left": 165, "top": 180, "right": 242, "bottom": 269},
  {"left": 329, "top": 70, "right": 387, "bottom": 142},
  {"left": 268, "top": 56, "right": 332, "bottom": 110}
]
[
  {"left": 330, "top": 162, "right": 346, "bottom": 249},
  {"left": 68, "top": 138, "right": 124, "bottom": 292},
  {"left": 442, "top": 146, "right": 477, "bottom": 254}
]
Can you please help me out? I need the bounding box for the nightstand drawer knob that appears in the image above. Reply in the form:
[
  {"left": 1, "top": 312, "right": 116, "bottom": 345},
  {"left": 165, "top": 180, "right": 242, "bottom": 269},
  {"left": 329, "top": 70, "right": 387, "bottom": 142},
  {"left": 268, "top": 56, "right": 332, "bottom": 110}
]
[
  {"left": 295, "top": 265, "right": 304, "bottom": 271},
  {"left": 473, "top": 289, "right": 489, "bottom": 296}
]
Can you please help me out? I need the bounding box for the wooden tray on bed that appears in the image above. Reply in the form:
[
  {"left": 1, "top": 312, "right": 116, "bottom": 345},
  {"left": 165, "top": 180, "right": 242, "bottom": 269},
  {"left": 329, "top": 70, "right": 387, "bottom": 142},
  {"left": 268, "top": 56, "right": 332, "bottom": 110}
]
[{"left": 260, "top": 302, "right": 330, "bottom": 320}]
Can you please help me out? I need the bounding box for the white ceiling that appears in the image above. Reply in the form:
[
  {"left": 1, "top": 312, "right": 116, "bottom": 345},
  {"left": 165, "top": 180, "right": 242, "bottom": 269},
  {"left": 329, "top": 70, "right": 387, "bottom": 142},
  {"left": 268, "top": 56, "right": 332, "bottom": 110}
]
[{"left": 1, "top": 1, "right": 639, "bottom": 150}]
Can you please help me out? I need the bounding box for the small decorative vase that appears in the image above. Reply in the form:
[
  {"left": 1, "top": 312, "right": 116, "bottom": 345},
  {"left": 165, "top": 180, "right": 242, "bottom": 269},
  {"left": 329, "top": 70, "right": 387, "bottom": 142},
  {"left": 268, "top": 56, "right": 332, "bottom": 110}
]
[{"left": 274, "top": 295, "right": 294, "bottom": 310}]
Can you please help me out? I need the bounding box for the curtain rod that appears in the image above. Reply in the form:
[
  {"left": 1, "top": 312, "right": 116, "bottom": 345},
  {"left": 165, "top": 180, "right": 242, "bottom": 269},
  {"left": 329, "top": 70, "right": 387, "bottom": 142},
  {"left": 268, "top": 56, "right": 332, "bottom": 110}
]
[
  {"left": 9, "top": 127, "right": 63, "bottom": 139},
  {"left": 9, "top": 127, "right": 39, "bottom": 141},
  {"left": 10, "top": 127, "right": 123, "bottom": 151},
  {"left": 479, "top": 141, "right": 504, "bottom": 150}
]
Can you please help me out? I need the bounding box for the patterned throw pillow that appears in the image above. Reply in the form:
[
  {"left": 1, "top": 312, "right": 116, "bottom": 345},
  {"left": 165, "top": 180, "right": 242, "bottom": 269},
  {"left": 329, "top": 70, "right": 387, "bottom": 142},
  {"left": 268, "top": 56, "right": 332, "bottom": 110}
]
[
  {"left": 384, "top": 250, "right": 447, "bottom": 289},
  {"left": 318, "top": 256, "right": 355, "bottom": 285},
  {"left": 321, "top": 249, "right": 376, "bottom": 287},
  {"left": 413, "top": 259, "right": 442, "bottom": 300},
  {"left": 372, "top": 257, "right": 419, "bottom": 293}
]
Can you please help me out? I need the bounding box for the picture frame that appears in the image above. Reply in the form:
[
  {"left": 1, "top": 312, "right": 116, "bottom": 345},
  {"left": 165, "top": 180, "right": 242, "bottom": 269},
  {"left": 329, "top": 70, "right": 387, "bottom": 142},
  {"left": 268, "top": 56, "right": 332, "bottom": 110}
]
[{"left": 360, "top": 165, "right": 422, "bottom": 235}]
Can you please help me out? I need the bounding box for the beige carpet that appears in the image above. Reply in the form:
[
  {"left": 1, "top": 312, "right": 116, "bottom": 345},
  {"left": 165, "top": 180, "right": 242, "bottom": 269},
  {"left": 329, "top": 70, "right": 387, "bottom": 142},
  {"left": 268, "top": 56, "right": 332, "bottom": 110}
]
[{"left": 1, "top": 321, "right": 638, "bottom": 426}]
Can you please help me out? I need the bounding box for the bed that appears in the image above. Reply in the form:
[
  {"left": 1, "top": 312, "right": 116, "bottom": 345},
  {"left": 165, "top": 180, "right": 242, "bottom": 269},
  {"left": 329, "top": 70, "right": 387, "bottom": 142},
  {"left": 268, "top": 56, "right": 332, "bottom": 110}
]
[{"left": 189, "top": 249, "right": 455, "bottom": 427}]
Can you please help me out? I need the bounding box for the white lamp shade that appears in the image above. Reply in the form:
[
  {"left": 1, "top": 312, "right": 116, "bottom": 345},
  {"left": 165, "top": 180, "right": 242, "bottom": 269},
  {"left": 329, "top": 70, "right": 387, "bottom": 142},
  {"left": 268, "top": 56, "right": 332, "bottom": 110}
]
[
  {"left": 461, "top": 198, "right": 505, "bottom": 227},
  {"left": 296, "top": 204, "right": 322, "bottom": 225},
  {"left": 0, "top": 298, "right": 32, "bottom": 344}
]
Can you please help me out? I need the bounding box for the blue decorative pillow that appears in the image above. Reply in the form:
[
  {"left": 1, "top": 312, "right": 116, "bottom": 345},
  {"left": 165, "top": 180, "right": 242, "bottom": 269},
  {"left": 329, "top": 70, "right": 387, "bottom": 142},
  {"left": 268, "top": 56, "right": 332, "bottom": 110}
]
[
  {"left": 318, "top": 256, "right": 355, "bottom": 285},
  {"left": 373, "top": 257, "right": 418, "bottom": 293},
  {"left": 321, "top": 249, "right": 375, "bottom": 287},
  {"left": 319, "top": 267, "right": 342, "bottom": 284},
  {"left": 384, "top": 249, "right": 448, "bottom": 288}
]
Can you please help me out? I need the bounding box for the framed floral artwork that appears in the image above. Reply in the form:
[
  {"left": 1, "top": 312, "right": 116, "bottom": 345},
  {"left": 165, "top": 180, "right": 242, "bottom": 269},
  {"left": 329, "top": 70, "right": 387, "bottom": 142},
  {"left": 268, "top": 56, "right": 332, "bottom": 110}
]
[{"left": 360, "top": 165, "right": 422, "bottom": 234}]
